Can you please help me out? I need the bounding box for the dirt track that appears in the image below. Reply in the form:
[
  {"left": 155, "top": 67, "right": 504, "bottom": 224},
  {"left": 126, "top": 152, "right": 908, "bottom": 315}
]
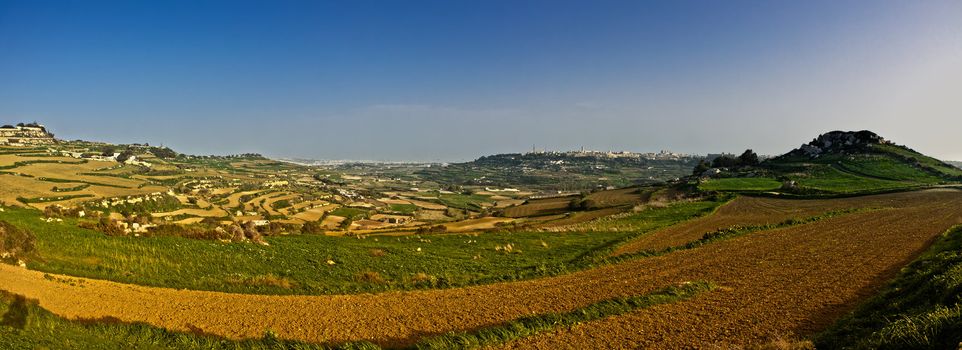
[{"left": 1, "top": 190, "right": 961, "bottom": 348}]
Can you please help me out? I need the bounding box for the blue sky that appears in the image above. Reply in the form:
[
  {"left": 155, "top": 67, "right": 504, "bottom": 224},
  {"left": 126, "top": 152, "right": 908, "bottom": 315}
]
[{"left": 1, "top": 0, "right": 960, "bottom": 161}]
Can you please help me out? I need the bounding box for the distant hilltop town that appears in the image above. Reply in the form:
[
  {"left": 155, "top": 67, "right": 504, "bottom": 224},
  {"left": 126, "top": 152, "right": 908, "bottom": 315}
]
[
  {"left": 0, "top": 122, "right": 57, "bottom": 146},
  {"left": 525, "top": 146, "right": 695, "bottom": 161}
]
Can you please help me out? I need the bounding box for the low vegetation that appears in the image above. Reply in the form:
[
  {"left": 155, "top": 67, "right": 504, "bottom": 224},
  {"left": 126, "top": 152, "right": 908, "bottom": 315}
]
[
  {"left": 0, "top": 199, "right": 719, "bottom": 294},
  {"left": 815, "top": 226, "right": 962, "bottom": 349}
]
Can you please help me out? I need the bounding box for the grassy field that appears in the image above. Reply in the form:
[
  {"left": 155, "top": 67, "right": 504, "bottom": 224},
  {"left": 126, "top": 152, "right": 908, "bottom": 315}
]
[
  {"left": 0, "top": 199, "right": 722, "bottom": 295},
  {"left": 433, "top": 193, "right": 493, "bottom": 211},
  {"left": 815, "top": 225, "right": 962, "bottom": 349},
  {"left": 387, "top": 203, "right": 417, "bottom": 214},
  {"left": 698, "top": 178, "right": 782, "bottom": 192},
  {"left": 330, "top": 207, "right": 369, "bottom": 220}
]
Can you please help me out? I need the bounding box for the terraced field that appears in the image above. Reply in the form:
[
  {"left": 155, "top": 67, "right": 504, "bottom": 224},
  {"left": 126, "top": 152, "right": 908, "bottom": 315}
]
[
  {"left": 502, "top": 196, "right": 574, "bottom": 218},
  {"left": 2, "top": 189, "right": 959, "bottom": 348}
]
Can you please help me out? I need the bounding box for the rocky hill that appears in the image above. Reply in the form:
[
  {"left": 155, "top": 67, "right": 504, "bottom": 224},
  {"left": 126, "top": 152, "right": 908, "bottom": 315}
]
[
  {"left": 780, "top": 130, "right": 890, "bottom": 159},
  {"left": 701, "top": 130, "right": 962, "bottom": 195}
]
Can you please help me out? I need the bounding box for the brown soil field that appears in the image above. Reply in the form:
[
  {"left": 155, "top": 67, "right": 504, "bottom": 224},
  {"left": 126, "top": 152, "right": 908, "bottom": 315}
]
[
  {"left": 16, "top": 163, "right": 144, "bottom": 188},
  {"left": 503, "top": 190, "right": 962, "bottom": 349},
  {"left": 264, "top": 193, "right": 300, "bottom": 216},
  {"left": 292, "top": 204, "right": 338, "bottom": 222},
  {"left": 243, "top": 191, "right": 286, "bottom": 211},
  {"left": 539, "top": 207, "right": 627, "bottom": 228},
  {"left": 415, "top": 209, "right": 449, "bottom": 221},
  {"left": 612, "top": 190, "right": 946, "bottom": 256},
  {"left": 584, "top": 187, "right": 646, "bottom": 208},
  {"left": 502, "top": 196, "right": 575, "bottom": 218},
  {"left": 322, "top": 214, "right": 347, "bottom": 228},
  {"left": 174, "top": 217, "right": 205, "bottom": 225},
  {"left": 224, "top": 190, "right": 268, "bottom": 208},
  {"left": 493, "top": 198, "right": 525, "bottom": 208},
  {"left": 291, "top": 200, "right": 328, "bottom": 211},
  {"left": 1, "top": 190, "right": 959, "bottom": 348},
  {"left": 0, "top": 174, "right": 58, "bottom": 205},
  {"left": 442, "top": 217, "right": 515, "bottom": 232},
  {"left": 377, "top": 198, "right": 412, "bottom": 205}
]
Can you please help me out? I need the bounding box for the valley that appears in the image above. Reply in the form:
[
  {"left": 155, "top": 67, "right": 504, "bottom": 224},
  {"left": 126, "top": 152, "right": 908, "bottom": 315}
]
[{"left": 1, "top": 128, "right": 962, "bottom": 349}]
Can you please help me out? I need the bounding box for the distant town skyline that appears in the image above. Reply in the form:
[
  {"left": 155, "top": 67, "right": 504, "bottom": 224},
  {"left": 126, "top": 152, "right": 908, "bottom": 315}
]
[{"left": 2, "top": 0, "right": 961, "bottom": 162}]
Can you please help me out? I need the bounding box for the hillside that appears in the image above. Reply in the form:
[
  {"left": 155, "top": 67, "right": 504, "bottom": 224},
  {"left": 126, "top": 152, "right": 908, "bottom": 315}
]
[
  {"left": 0, "top": 123, "right": 56, "bottom": 146},
  {"left": 417, "top": 151, "right": 700, "bottom": 190},
  {"left": 698, "top": 130, "right": 962, "bottom": 194}
]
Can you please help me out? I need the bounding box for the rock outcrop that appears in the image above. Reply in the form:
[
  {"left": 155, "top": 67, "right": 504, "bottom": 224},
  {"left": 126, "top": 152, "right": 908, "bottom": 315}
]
[{"left": 785, "top": 130, "right": 890, "bottom": 159}]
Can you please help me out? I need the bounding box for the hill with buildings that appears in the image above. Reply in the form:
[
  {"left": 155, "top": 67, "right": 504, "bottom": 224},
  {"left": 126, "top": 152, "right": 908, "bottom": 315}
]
[
  {"left": 416, "top": 150, "right": 702, "bottom": 191},
  {"left": 0, "top": 123, "right": 56, "bottom": 146}
]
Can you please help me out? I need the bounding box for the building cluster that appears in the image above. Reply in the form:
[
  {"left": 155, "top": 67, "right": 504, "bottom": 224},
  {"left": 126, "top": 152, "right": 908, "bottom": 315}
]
[
  {"left": 527, "top": 148, "right": 696, "bottom": 160},
  {"left": 0, "top": 123, "right": 56, "bottom": 146}
]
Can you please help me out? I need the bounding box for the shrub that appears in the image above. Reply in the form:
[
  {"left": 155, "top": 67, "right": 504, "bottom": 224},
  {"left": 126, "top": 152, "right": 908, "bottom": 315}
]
[
  {"left": 0, "top": 220, "right": 37, "bottom": 263},
  {"left": 301, "top": 220, "right": 324, "bottom": 235},
  {"left": 357, "top": 271, "right": 385, "bottom": 284}
]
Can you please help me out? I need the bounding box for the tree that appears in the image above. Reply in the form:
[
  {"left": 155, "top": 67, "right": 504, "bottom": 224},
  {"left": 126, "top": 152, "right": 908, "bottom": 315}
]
[
  {"left": 149, "top": 147, "right": 178, "bottom": 159},
  {"left": 711, "top": 155, "right": 739, "bottom": 168},
  {"left": 302, "top": 220, "right": 324, "bottom": 235},
  {"left": 738, "top": 149, "right": 760, "bottom": 166},
  {"left": 116, "top": 150, "right": 135, "bottom": 163},
  {"left": 692, "top": 159, "right": 711, "bottom": 175}
]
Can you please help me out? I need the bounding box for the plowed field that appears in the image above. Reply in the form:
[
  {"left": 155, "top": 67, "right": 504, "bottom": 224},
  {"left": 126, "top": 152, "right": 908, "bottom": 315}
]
[
  {"left": 612, "top": 190, "right": 947, "bottom": 256},
  {"left": 1, "top": 190, "right": 960, "bottom": 348}
]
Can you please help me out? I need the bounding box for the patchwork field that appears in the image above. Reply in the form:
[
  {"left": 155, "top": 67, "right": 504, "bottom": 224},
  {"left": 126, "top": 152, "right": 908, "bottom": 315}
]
[
  {"left": 3, "top": 133, "right": 962, "bottom": 349},
  {"left": 2, "top": 189, "right": 959, "bottom": 348}
]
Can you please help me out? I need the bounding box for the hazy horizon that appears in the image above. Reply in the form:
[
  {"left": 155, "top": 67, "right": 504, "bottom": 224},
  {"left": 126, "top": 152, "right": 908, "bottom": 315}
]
[{"left": 2, "top": 0, "right": 961, "bottom": 162}]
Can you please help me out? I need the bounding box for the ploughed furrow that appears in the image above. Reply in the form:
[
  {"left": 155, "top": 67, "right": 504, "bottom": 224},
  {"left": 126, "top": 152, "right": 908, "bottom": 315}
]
[
  {"left": 0, "top": 190, "right": 959, "bottom": 348},
  {"left": 504, "top": 191, "right": 962, "bottom": 349},
  {"left": 611, "top": 190, "right": 948, "bottom": 256}
]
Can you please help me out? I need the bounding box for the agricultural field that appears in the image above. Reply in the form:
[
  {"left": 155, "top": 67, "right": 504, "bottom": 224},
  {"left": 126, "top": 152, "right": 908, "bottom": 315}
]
[
  {"left": 3, "top": 190, "right": 961, "bottom": 348},
  {"left": 4, "top": 130, "right": 962, "bottom": 348}
]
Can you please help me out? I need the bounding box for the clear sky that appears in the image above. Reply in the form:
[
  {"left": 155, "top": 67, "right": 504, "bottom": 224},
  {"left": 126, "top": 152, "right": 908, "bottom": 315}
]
[{"left": 1, "top": 0, "right": 960, "bottom": 161}]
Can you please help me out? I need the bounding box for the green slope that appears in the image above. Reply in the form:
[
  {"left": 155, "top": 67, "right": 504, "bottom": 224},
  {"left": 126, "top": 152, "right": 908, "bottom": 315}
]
[{"left": 700, "top": 131, "right": 961, "bottom": 195}]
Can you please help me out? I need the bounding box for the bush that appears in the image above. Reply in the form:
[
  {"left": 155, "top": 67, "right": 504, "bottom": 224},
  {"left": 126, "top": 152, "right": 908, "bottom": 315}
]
[
  {"left": 301, "top": 220, "right": 324, "bottom": 235},
  {"left": 0, "top": 221, "right": 37, "bottom": 263}
]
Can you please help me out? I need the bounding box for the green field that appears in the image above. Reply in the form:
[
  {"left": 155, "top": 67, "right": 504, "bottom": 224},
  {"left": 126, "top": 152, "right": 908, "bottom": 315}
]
[
  {"left": 0, "top": 199, "right": 722, "bottom": 295},
  {"left": 433, "top": 193, "right": 493, "bottom": 211},
  {"left": 698, "top": 178, "right": 782, "bottom": 192},
  {"left": 387, "top": 203, "right": 418, "bottom": 214},
  {"left": 704, "top": 152, "right": 957, "bottom": 195},
  {"left": 329, "top": 207, "right": 369, "bottom": 220},
  {"left": 816, "top": 226, "right": 962, "bottom": 348}
]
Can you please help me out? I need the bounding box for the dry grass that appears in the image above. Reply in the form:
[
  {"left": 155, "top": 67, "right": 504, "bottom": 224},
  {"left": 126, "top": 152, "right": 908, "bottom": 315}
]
[
  {"left": 225, "top": 274, "right": 296, "bottom": 289},
  {"left": 151, "top": 207, "right": 228, "bottom": 218},
  {"left": 357, "top": 271, "right": 386, "bottom": 284},
  {"left": 411, "top": 272, "right": 435, "bottom": 284},
  {"left": 369, "top": 248, "right": 387, "bottom": 257}
]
